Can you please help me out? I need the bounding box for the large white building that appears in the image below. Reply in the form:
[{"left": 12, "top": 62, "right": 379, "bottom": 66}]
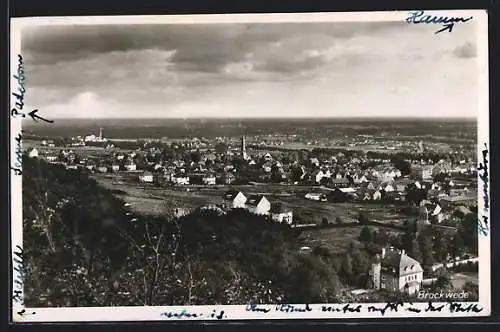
[{"left": 370, "top": 247, "right": 424, "bottom": 295}]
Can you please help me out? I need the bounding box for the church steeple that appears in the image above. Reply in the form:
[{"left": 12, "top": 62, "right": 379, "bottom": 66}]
[
  {"left": 241, "top": 136, "right": 248, "bottom": 160},
  {"left": 416, "top": 201, "right": 430, "bottom": 234}
]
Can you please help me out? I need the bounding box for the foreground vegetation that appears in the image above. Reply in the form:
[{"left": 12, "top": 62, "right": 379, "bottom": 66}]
[
  {"left": 23, "top": 157, "right": 352, "bottom": 306},
  {"left": 22, "top": 157, "right": 478, "bottom": 306}
]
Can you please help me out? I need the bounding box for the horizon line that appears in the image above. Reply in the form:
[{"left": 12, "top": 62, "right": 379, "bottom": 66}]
[{"left": 23, "top": 115, "right": 477, "bottom": 121}]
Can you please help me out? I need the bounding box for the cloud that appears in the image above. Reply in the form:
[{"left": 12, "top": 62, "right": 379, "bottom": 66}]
[
  {"left": 453, "top": 42, "right": 477, "bottom": 58},
  {"left": 21, "top": 21, "right": 480, "bottom": 119},
  {"left": 39, "top": 91, "right": 123, "bottom": 118}
]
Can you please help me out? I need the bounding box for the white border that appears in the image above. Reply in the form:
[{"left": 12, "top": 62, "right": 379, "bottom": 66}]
[{"left": 10, "top": 10, "right": 490, "bottom": 322}]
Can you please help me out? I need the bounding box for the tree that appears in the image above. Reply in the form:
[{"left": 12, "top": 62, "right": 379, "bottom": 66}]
[
  {"left": 433, "top": 172, "right": 447, "bottom": 183},
  {"left": 409, "top": 239, "right": 423, "bottom": 263},
  {"left": 349, "top": 248, "right": 370, "bottom": 287},
  {"left": 391, "top": 156, "right": 411, "bottom": 176},
  {"left": 358, "top": 212, "right": 369, "bottom": 225},
  {"left": 434, "top": 275, "right": 453, "bottom": 291},
  {"left": 321, "top": 217, "right": 329, "bottom": 226},
  {"left": 190, "top": 150, "right": 202, "bottom": 164},
  {"left": 214, "top": 142, "right": 228, "bottom": 154},
  {"left": 451, "top": 233, "right": 465, "bottom": 258},
  {"left": 433, "top": 234, "right": 449, "bottom": 263},
  {"left": 418, "top": 232, "right": 435, "bottom": 269},
  {"left": 359, "top": 226, "right": 373, "bottom": 243},
  {"left": 340, "top": 253, "right": 354, "bottom": 281},
  {"left": 462, "top": 281, "right": 479, "bottom": 301},
  {"left": 335, "top": 216, "right": 343, "bottom": 224},
  {"left": 461, "top": 212, "right": 478, "bottom": 255},
  {"left": 373, "top": 229, "right": 390, "bottom": 247}
]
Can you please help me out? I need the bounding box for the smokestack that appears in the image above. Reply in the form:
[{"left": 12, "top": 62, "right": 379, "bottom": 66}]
[{"left": 381, "top": 247, "right": 386, "bottom": 259}]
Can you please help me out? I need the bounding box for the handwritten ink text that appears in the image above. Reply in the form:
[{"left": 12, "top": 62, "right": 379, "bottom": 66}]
[
  {"left": 12, "top": 245, "right": 24, "bottom": 305},
  {"left": 406, "top": 10, "right": 473, "bottom": 34},
  {"left": 11, "top": 131, "right": 23, "bottom": 176},
  {"left": 12, "top": 54, "right": 26, "bottom": 112},
  {"left": 477, "top": 143, "right": 489, "bottom": 235}
]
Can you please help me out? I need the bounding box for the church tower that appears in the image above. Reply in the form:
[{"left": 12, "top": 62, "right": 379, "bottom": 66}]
[
  {"left": 416, "top": 202, "right": 431, "bottom": 235},
  {"left": 370, "top": 253, "right": 382, "bottom": 289},
  {"left": 241, "top": 136, "right": 248, "bottom": 160}
]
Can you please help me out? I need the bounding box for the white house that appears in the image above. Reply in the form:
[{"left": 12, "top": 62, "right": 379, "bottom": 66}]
[
  {"left": 370, "top": 247, "right": 424, "bottom": 295},
  {"left": 361, "top": 174, "right": 370, "bottom": 183},
  {"left": 305, "top": 193, "right": 327, "bottom": 202},
  {"left": 125, "top": 163, "right": 137, "bottom": 171},
  {"left": 111, "top": 164, "right": 120, "bottom": 172},
  {"left": 246, "top": 195, "right": 271, "bottom": 215},
  {"left": 270, "top": 204, "right": 293, "bottom": 224},
  {"left": 28, "top": 147, "right": 39, "bottom": 158},
  {"left": 45, "top": 155, "right": 58, "bottom": 163},
  {"left": 382, "top": 183, "right": 395, "bottom": 192},
  {"left": 139, "top": 171, "right": 154, "bottom": 183},
  {"left": 202, "top": 174, "right": 216, "bottom": 185},
  {"left": 173, "top": 175, "right": 190, "bottom": 185},
  {"left": 309, "top": 157, "right": 320, "bottom": 167},
  {"left": 312, "top": 170, "right": 330, "bottom": 183},
  {"left": 223, "top": 190, "right": 247, "bottom": 209}
]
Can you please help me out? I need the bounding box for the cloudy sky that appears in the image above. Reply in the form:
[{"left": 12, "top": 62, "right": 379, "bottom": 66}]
[{"left": 21, "top": 20, "right": 479, "bottom": 118}]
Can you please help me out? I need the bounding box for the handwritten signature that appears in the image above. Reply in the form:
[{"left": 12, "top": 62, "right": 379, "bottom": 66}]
[
  {"left": 11, "top": 131, "right": 23, "bottom": 176},
  {"left": 245, "top": 301, "right": 483, "bottom": 317},
  {"left": 477, "top": 143, "right": 489, "bottom": 236},
  {"left": 406, "top": 10, "right": 473, "bottom": 34},
  {"left": 12, "top": 55, "right": 26, "bottom": 112},
  {"left": 11, "top": 53, "right": 54, "bottom": 177},
  {"left": 160, "top": 309, "right": 202, "bottom": 319},
  {"left": 12, "top": 245, "right": 34, "bottom": 318}
]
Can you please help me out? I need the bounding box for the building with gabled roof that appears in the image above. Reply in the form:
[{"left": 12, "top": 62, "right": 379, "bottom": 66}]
[
  {"left": 28, "top": 147, "right": 39, "bottom": 158},
  {"left": 370, "top": 247, "right": 423, "bottom": 294},
  {"left": 246, "top": 194, "right": 271, "bottom": 215},
  {"left": 270, "top": 203, "right": 293, "bottom": 224},
  {"left": 222, "top": 190, "right": 247, "bottom": 209}
]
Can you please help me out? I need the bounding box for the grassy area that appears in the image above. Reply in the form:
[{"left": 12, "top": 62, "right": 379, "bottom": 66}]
[
  {"left": 93, "top": 174, "right": 412, "bottom": 227},
  {"left": 298, "top": 227, "right": 362, "bottom": 254}
]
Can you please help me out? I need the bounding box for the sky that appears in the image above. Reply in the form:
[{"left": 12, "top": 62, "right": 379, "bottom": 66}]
[{"left": 21, "top": 20, "right": 479, "bottom": 119}]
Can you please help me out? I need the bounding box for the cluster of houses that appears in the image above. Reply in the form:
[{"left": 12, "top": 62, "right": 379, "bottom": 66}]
[
  {"left": 305, "top": 172, "right": 476, "bottom": 208},
  {"left": 26, "top": 137, "right": 477, "bottom": 212},
  {"left": 173, "top": 190, "right": 294, "bottom": 225},
  {"left": 222, "top": 190, "right": 293, "bottom": 224}
]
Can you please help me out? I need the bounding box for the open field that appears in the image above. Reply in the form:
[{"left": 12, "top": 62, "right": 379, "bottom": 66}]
[
  {"left": 92, "top": 174, "right": 411, "bottom": 256},
  {"left": 298, "top": 227, "right": 362, "bottom": 254},
  {"left": 93, "top": 173, "right": 411, "bottom": 225}
]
